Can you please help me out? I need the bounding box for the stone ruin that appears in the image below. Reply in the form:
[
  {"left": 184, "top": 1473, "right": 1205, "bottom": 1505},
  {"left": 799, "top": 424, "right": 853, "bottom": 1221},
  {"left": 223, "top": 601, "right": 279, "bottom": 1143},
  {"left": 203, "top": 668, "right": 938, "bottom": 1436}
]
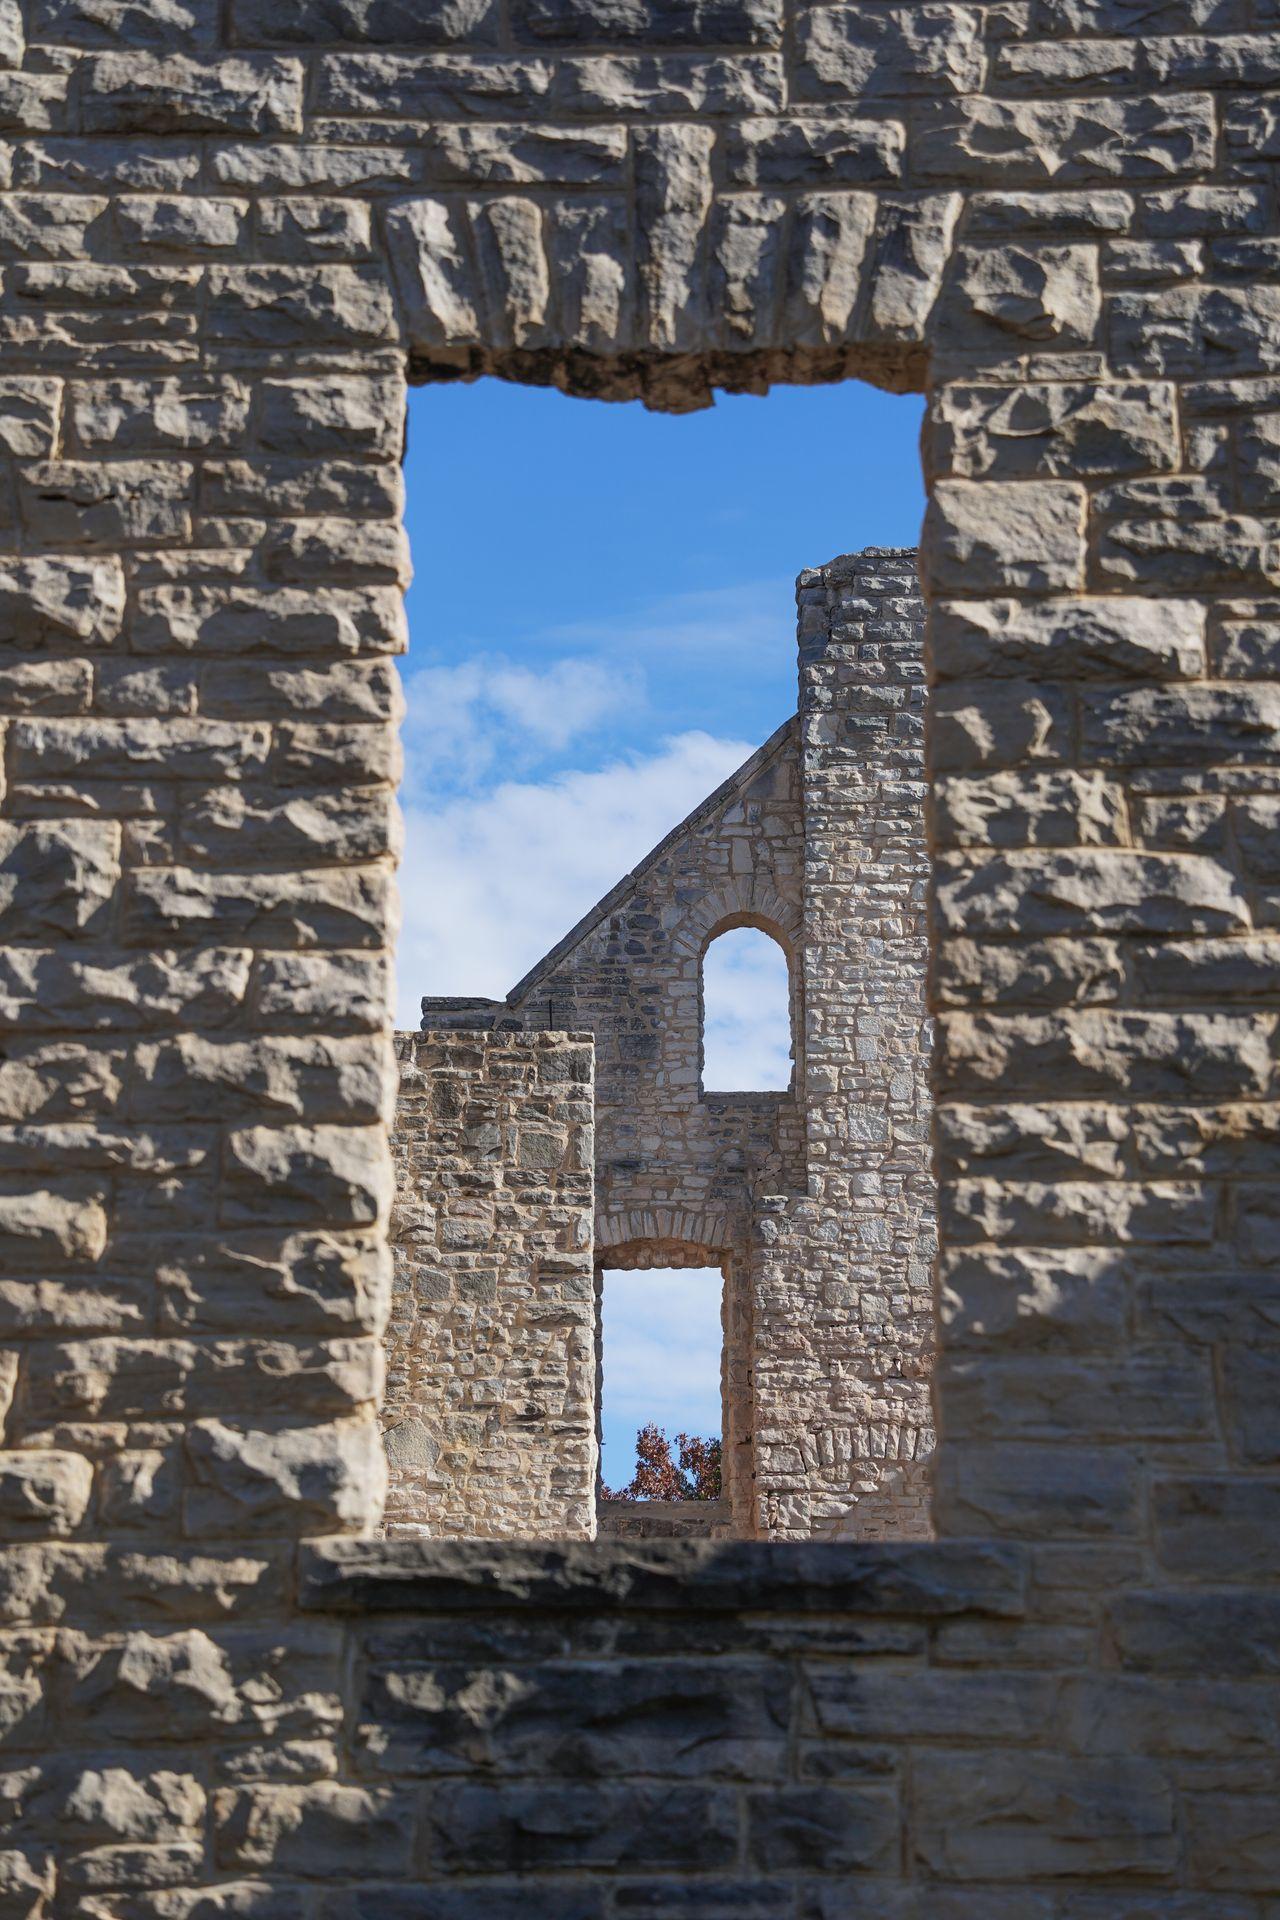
[
  {"left": 0, "top": 0, "right": 1276, "bottom": 1910},
  {"left": 384, "top": 547, "right": 934, "bottom": 1545}
]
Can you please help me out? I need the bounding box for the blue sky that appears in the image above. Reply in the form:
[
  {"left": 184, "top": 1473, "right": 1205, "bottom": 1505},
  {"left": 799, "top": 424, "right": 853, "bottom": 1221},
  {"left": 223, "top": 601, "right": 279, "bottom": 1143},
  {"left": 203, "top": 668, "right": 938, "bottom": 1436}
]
[{"left": 397, "top": 375, "right": 926, "bottom": 1491}]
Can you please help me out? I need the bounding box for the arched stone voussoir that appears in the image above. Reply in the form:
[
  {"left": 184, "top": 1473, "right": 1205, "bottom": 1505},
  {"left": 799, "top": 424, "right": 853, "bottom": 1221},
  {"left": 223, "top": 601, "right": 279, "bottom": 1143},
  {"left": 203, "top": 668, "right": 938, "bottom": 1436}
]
[
  {"left": 597, "top": 1210, "right": 737, "bottom": 1266},
  {"left": 669, "top": 879, "right": 801, "bottom": 961}
]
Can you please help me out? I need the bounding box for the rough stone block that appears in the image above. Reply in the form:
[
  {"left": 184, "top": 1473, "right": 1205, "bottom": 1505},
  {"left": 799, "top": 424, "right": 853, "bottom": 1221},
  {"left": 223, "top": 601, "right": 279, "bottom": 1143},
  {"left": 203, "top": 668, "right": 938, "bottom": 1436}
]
[
  {"left": 939, "top": 1247, "right": 1126, "bottom": 1351},
  {"left": 185, "top": 1417, "right": 385, "bottom": 1536},
  {"left": 1220, "top": 1347, "right": 1280, "bottom": 1463},
  {"left": 17, "top": 461, "right": 193, "bottom": 546},
  {"left": 794, "top": 6, "right": 983, "bottom": 99},
  {"left": 745, "top": 1784, "right": 898, "bottom": 1871},
  {"left": 924, "top": 481, "right": 1086, "bottom": 592},
  {"left": 1108, "top": 1589, "right": 1280, "bottom": 1676},
  {"left": 33, "top": 0, "right": 217, "bottom": 49},
  {"left": 79, "top": 53, "right": 304, "bottom": 135},
  {"left": 930, "top": 381, "right": 1179, "bottom": 480},
  {"left": 930, "top": 595, "right": 1205, "bottom": 681},
  {"left": 935, "top": 850, "right": 1249, "bottom": 938},
  {"left": 206, "top": 266, "right": 395, "bottom": 348},
  {"left": 1154, "top": 1477, "right": 1280, "bottom": 1580},
  {"left": 230, "top": 0, "right": 499, "bottom": 43},
  {"left": 223, "top": 1125, "right": 393, "bottom": 1228},
  {"left": 914, "top": 94, "right": 1217, "bottom": 186},
  {"left": 913, "top": 1752, "right": 1177, "bottom": 1879},
  {"left": 513, "top": 0, "right": 783, "bottom": 45},
  {"left": 0, "top": 1450, "right": 92, "bottom": 1536},
  {"left": 1086, "top": 684, "right": 1280, "bottom": 764},
  {"left": 932, "top": 1442, "right": 1141, "bottom": 1537},
  {"left": 361, "top": 1655, "right": 787, "bottom": 1779},
  {"left": 215, "top": 1781, "right": 415, "bottom": 1875},
  {"left": 420, "top": 1782, "right": 739, "bottom": 1873},
  {"left": 123, "top": 865, "right": 394, "bottom": 951},
  {"left": 725, "top": 115, "right": 905, "bottom": 189}
]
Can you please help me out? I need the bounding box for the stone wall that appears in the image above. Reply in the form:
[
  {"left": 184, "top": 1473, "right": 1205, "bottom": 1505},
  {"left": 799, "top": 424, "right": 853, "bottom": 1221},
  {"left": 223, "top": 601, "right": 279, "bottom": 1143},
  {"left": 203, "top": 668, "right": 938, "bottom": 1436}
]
[
  {"left": 0, "top": 0, "right": 1274, "bottom": 1908},
  {"left": 382, "top": 1030, "right": 596, "bottom": 1539},
  {"left": 755, "top": 547, "right": 933, "bottom": 1540}
]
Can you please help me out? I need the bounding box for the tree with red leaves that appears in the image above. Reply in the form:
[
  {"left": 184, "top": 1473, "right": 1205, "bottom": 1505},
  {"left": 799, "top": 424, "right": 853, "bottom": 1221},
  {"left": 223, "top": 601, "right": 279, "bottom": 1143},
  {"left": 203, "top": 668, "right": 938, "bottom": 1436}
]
[{"left": 602, "top": 1423, "right": 722, "bottom": 1501}]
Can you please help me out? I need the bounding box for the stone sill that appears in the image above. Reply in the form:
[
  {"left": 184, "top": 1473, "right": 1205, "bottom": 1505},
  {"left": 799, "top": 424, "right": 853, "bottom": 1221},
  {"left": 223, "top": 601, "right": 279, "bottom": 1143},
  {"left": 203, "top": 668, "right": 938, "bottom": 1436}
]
[
  {"left": 699, "top": 1090, "right": 791, "bottom": 1108},
  {"left": 298, "top": 1538, "right": 1026, "bottom": 1618},
  {"left": 597, "top": 1497, "right": 732, "bottom": 1538}
]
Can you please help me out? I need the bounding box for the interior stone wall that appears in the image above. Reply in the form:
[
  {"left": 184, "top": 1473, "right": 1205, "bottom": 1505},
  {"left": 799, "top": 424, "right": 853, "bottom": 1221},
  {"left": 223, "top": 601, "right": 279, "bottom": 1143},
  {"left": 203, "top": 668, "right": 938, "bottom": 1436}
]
[
  {"left": 0, "top": 0, "right": 1273, "bottom": 1909},
  {"left": 382, "top": 1029, "right": 595, "bottom": 1539}
]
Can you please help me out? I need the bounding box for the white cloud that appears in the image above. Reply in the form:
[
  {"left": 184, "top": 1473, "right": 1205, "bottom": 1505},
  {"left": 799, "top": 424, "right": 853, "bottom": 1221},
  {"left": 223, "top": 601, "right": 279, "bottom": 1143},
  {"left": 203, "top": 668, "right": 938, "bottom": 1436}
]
[
  {"left": 599, "top": 1267, "right": 724, "bottom": 1490},
  {"left": 395, "top": 728, "right": 754, "bottom": 1023},
  {"left": 400, "top": 653, "right": 641, "bottom": 798}
]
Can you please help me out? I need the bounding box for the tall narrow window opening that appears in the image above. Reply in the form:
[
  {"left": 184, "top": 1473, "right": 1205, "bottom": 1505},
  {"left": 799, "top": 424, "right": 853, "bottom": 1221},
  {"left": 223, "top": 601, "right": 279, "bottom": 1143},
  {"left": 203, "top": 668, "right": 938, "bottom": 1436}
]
[{"left": 701, "top": 924, "right": 793, "bottom": 1092}]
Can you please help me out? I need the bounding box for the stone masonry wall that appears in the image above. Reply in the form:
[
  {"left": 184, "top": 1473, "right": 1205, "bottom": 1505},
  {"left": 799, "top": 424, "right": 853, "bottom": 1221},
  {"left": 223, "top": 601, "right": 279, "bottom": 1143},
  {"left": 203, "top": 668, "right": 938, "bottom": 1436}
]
[
  {"left": 753, "top": 548, "right": 933, "bottom": 1541},
  {"left": 0, "top": 0, "right": 1274, "bottom": 1909},
  {"left": 416, "top": 553, "right": 934, "bottom": 1545},
  {"left": 298, "top": 1536, "right": 1032, "bottom": 1913},
  {"left": 382, "top": 1030, "right": 595, "bottom": 1540}
]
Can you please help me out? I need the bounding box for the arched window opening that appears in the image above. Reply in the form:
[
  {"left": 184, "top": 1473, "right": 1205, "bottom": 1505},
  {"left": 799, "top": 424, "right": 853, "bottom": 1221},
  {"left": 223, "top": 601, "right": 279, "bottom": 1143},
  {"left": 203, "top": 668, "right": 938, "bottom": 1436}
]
[
  {"left": 598, "top": 1265, "right": 724, "bottom": 1505},
  {"left": 701, "top": 924, "right": 793, "bottom": 1093}
]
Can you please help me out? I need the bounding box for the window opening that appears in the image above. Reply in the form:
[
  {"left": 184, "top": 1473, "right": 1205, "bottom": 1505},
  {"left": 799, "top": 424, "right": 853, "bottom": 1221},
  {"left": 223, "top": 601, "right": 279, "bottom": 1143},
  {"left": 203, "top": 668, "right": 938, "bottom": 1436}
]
[
  {"left": 701, "top": 925, "right": 793, "bottom": 1093},
  {"left": 598, "top": 1267, "right": 724, "bottom": 1502},
  {"left": 388, "top": 374, "right": 928, "bottom": 1544}
]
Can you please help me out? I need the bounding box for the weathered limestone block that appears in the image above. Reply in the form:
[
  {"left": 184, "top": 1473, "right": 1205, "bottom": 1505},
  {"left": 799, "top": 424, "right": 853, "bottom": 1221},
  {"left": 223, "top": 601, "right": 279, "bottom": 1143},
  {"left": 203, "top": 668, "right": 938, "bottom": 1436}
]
[
  {"left": 0, "top": 2, "right": 1268, "bottom": 1910},
  {"left": 912, "top": 1750, "right": 1176, "bottom": 1879},
  {"left": 184, "top": 1418, "right": 385, "bottom": 1536},
  {"left": 79, "top": 53, "right": 305, "bottom": 135},
  {"left": 384, "top": 197, "right": 480, "bottom": 352},
  {"left": 863, "top": 191, "right": 960, "bottom": 343},
  {"left": 794, "top": 6, "right": 984, "bottom": 101},
  {"left": 931, "top": 595, "right": 1206, "bottom": 680},
  {"left": 935, "top": 848, "right": 1250, "bottom": 936},
  {"left": 783, "top": 192, "right": 876, "bottom": 345},
  {"left": 635, "top": 124, "right": 714, "bottom": 353},
  {"left": 33, "top": 0, "right": 218, "bottom": 51},
  {"left": 929, "top": 380, "right": 1180, "bottom": 480},
  {"left": 0, "top": 1450, "right": 92, "bottom": 1535},
  {"left": 942, "top": 242, "right": 1102, "bottom": 352},
  {"left": 223, "top": 1125, "right": 393, "bottom": 1228},
  {"left": 230, "top": 0, "right": 499, "bottom": 45},
  {"left": 206, "top": 264, "right": 396, "bottom": 350},
  {"left": 925, "top": 480, "right": 1086, "bottom": 592},
  {"left": 936, "top": 1009, "right": 1274, "bottom": 1100},
  {"left": 915, "top": 93, "right": 1218, "bottom": 185},
  {"left": 513, "top": 0, "right": 783, "bottom": 44},
  {"left": 935, "top": 770, "right": 1129, "bottom": 848}
]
